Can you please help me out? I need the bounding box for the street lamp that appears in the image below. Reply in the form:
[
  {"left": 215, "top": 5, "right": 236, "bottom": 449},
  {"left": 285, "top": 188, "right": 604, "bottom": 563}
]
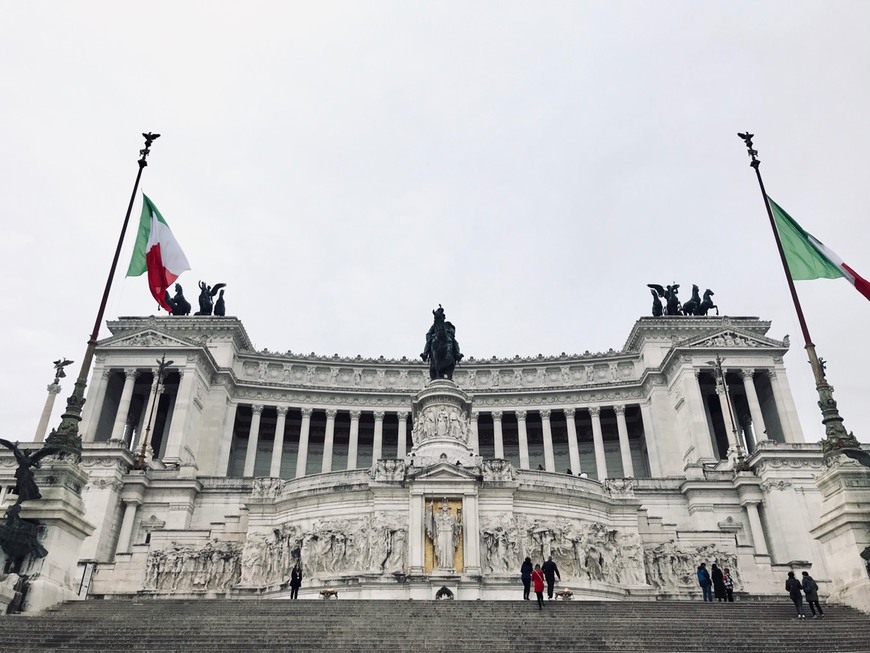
[
  {"left": 707, "top": 355, "right": 747, "bottom": 464},
  {"left": 135, "top": 354, "right": 173, "bottom": 470}
]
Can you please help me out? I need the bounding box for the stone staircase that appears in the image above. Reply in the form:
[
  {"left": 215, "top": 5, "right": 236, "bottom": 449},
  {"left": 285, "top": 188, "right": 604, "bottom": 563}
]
[{"left": 1, "top": 598, "right": 868, "bottom": 652}]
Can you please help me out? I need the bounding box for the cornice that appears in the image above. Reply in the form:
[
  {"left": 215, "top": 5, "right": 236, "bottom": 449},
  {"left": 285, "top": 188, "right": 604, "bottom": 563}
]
[{"left": 622, "top": 316, "right": 774, "bottom": 352}]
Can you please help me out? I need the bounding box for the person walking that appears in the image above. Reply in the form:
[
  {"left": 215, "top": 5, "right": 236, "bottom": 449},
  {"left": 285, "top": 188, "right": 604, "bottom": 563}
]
[
  {"left": 532, "top": 563, "right": 546, "bottom": 610},
  {"left": 786, "top": 571, "right": 805, "bottom": 619},
  {"left": 802, "top": 572, "right": 824, "bottom": 618},
  {"left": 697, "top": 563, "right": 713, "bottom": 602},
  {"left": 722, "top": 567, "right": 735, "bottom": 602},
  {"left": 520, "top": 557, "right": 533, "bottom": 600},
  {"left": 289, "top": 563, "right": 302, "bottom": 600},
  {"left": 711, "top": 563, "right": 727, "bottom": 602},
  {"left": 542, "top": 555, "right": 561, "bottom": 600}
]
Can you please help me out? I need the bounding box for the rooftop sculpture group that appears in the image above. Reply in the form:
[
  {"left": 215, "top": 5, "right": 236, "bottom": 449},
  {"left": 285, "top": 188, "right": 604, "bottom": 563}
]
[
  {"left": 647, "top": 283, "right": 719, "bottom": 317},
  {"left": 163, "top": 281, "right": 227, "bottom": 317}
]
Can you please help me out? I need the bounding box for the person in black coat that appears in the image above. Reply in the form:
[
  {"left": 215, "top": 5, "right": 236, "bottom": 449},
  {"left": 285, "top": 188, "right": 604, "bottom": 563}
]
[
  {"left": 802, "top": 572, "right": 824, "bottom": 618},
  {"left": 289, "top": 563, "right": 302, "bottom": 600},
  {"left": 542, "top": 555, "right": 561, "bottom": 600},
  {"left": 520, "top": 557, "right": 533, "bottom": 600},
  {"left": 711, "top": 563, "right": 727, "bottom": 602},
  {"left": 786, "top": 571, "right": 805, "bottom": 619}
]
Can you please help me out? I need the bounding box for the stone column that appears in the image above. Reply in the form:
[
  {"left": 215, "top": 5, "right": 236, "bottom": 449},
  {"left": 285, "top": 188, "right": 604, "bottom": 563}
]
[
  {"left": 564, "top": 408, "right": 581, "bottom": 475},
  {"left": 589, "top": 406, "right": 608, "bottom": 481},
  {"left": 767, "top": 369, "right": 799, "bottom": 442},
  {"left": 468, "top": 412, "right": 479, "bottom": 454},
  {"left": 639, "top": 400, "right": 663, "bottom": 477},
  {"left": 321, "top": 409, "right": 337, "bottom": 473},
  {"left": 216, "top": 401, "right": 238, "bottom": 476},
  {"left": 540, "top": 409, "right": 555, "bottom": 472},
  {"left": 516, "top": 410, "right": 530, "bottom": 469},
  {"left": 396, "top": 412, "right": 408, "bottom": 459},
  {"left": 34, "top": 383, "right": 62, "bottom": 443},
  {"left": 295, "top": 408, "right": 313, "bottom": 478},
  {"left": 110, "top": 369, "right": 139, "bottom": 441},
  {"left": 738, "top": 370, "right": 765, "bottom": 447},
  {"left": 614, "top": 405, "right": 634, "bottom": 477},
  {"left": 132, "top": 375, "right": 160, "bottom": 453},
  {"left": 81, "top": 367, "right": 111, "bottom": 442},
  {"left": 346, "top": 410, "right": 361, "bottom": 469},
  {"left": 408, "top": 491, "right": 425, "bottom": 575},
  {"left": 492, "top": 411, "right": 504, "bottom": 459},
  {"left": 743, "top": 501, "right": 769, "bottom": 556},
  {"left": 115, "top": 500, "right": 140, "bottom": 554},
  {"left": 270, "top": 406, "right": 288, "bottom": 477},
  {"left": 686, "top": 369, "right": 717, "bottom": 460},
  {"left": 372, "top": 411, "right": 385, "bottom": 462},
  {"left": 243, "top": 404, "right": 264, "bottom": 477},
  {"left": 461, "top": 493, "right": 481, "bottom": 574},
  {"left": 715, "top": 377, "right": 739, "bottom": 454},
  {"left": 163, "top": 366, "right": 197, "bottom": 462}
]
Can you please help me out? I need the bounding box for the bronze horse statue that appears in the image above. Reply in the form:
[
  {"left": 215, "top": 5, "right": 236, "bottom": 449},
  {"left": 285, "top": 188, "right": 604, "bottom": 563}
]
[
  {"left": 698, "top": 289, "right": 719, "bottom": 316},
  {"left": 421, "top": 305, "right": 462, "bottom": 381},
  {"left": 682, "top": 284, "right": 701, "bottom": 316}
]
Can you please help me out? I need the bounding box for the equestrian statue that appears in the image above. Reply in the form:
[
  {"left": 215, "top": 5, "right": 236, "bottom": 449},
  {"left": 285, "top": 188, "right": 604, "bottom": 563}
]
[
  {"left": 646, "top": 283, "right": 720, "bottom": 317},
  {"left": 421, "top": 305, "right": 463, "bottom": 381}
]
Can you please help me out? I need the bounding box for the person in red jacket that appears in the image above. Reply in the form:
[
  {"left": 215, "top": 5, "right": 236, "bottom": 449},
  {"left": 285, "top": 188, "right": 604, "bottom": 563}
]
[{"left": 532, "top": 563, "right": 546, "bottom": 610}]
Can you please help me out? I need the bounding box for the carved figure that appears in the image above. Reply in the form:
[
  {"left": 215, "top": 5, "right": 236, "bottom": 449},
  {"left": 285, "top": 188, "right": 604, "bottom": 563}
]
[
  {"left": 698, "top": 289, "right": 719, "bottom": 316},
  {"left": 682, "top": 284, "right": 701, "bottom": 316},
  {"left": 425, "top": 499, "right": 461, "bottom": 569},
  {"left": 194, "top": 281, "right": 226, "bottom": 316},
  {"left": 650, "top": 288, "right": 663, "bottom": 317},
  {"left": 214, "top": 289, "right": 226, "bottom": 316},
  {"left": 647, "top": 284, "right": 681, "bottom": 316},
  {"left": 0, "top": 440, "right": 62, "bottom": 504},
  {"left": 163, "top": 283, "right": 192, "bottom": 316},
  {"left": 421, "top": 305, "right": 463, "bottom": 381}
]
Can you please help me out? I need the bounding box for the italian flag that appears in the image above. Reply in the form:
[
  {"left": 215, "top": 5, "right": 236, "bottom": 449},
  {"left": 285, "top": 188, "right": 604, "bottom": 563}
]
[
  {"left": 768, "top": 197, "right": 870, "bottom": 301},
  {"left": 126, "top": 194, "right": 191, "bottom": 311}
]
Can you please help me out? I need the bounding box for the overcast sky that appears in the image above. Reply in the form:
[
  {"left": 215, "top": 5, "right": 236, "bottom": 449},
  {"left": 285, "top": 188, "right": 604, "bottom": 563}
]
[{"left": 3, "top": 2, "right": 869, "bottom": 446}]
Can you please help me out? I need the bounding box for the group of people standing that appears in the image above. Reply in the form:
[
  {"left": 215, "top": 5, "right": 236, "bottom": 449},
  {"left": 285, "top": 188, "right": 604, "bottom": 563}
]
[
  {"left": 696, "top": 562, "right": 735, "bottom": 602},
  {"left": 786, "top": 571, "right": 824, "bottom": 619},
  {"left": 521, "top": 556, "right": 561, "bottom": 609}
]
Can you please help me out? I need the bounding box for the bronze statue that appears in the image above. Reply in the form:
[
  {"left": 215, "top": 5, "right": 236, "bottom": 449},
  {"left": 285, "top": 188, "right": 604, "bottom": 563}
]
[
  {"left": 194, "top": 281, "right": 226, "bottom": 316},
  {"left": 649, "top": 289, "right": 663, "bottom": 317},
  {"left": 421, "top": 305, "right": 463, "bottom": 381},
  {"left": 214, "top": 288, "right": 226, "bottom": 317},
  {"left": 164, "top": 283, "right": 191, "bottom": 316},
  {"left": 682, "top": 285, "right": 701, "bottom": 316},
  {"left": 698, "top": 289, "right": 719, "bottom": 316},
  {"left": 647, "top": 284, "right": 682, "bottom": 316},
  {"left": 0, "top": 440, "right": 62, "bottom": 504}
]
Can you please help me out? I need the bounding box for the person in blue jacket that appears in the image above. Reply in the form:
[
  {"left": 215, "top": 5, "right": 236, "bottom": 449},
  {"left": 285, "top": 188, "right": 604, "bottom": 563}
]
[{"left": 697, "top": 562, "right": 713, "bottom": 602}]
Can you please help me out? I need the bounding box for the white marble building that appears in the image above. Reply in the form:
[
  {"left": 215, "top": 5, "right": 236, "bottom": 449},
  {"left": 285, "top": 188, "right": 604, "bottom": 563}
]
[{"left": 1, "top": 315, "right": 833, "bottom": 600}]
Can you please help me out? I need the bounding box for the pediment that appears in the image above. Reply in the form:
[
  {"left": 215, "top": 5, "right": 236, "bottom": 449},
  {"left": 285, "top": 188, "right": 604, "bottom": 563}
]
[
  {"left": 680, "top": 329, "right": 785, "bottom": 350},
  {"left": 102, "top": 329, "right": 201, "bottom": 350},
  {"left": 407, "top": 461, "right": 481, "bottom": 482}
]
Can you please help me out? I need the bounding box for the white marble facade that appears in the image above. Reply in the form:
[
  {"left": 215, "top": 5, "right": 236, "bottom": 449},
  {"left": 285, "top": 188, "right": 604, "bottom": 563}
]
[{"left": 0, "top": 315, "right": 836, "bottom": 600}]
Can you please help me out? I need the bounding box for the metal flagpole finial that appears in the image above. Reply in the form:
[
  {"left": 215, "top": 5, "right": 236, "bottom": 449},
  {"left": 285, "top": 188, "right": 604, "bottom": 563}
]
[
  {"left": 138, "top": 132, "right": 161, "bottom": 168},
  {"left": 737, "top": 132, "right": 760, "bottom": 169}
]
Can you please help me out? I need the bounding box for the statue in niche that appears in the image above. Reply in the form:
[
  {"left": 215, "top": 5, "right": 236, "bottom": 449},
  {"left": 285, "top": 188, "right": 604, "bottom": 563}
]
[
  {"left": 425, "top": 498, "right": 461, "bottom": 570},
  {"left": 421, "top": 305, "right": 463, "bottom": 381},
  {"left": 163, "top": 283, "right": 191, "bottom": 316},
  {"left": 194, "top": 281, "right": 226, "bottom": 316}
]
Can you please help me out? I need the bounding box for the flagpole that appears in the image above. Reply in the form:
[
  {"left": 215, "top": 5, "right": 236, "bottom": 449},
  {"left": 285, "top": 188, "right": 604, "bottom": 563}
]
[
  {"left": 737, "top": 132, "right": 859, "bottom": 454},
  {"left": 46, "top": 133, "right": 161, "bottom": 458}
]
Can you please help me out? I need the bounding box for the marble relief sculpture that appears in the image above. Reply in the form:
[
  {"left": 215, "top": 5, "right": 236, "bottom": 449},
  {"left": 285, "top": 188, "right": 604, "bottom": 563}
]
[
  {"left": 144, "top": 539, "right": 243, "bottom": 591},
  {"left": 425, "top": 499, "right": 461, "bottom": 570},
  {"left": 643, "top": 542, "right": 739, "bottom": 590}
]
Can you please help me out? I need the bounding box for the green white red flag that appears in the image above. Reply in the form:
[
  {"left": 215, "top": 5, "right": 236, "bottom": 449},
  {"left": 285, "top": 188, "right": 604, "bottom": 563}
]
[
  {"left": 768, "top": 197, "right": 870, "bottom": 301},
  {"left": 126, "top": 194, "right": 191, "bottom": 311}
]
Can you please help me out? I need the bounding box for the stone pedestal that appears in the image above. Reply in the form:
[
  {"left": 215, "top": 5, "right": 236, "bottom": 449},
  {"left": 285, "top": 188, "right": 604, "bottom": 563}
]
[
  {"left": 811, "top": 454, "right": 870, "bottom": 613},
  {"left": 408, "top": 380, "right": 479, "bottom": 468},
  {"left": 18, "top": 459, "right": 95, "bottom": 613}
]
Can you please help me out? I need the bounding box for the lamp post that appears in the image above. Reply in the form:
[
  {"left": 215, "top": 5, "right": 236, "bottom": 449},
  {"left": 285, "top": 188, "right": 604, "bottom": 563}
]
[
  {"left": 707, "top": 355, "right": 746, "bottom": 464},
  {"left": 135, "top": 354, "right": 173, "bottom": 470}
]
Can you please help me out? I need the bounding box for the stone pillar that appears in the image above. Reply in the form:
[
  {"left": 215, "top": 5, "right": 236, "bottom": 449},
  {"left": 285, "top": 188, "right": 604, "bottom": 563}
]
[
  {"left": 132, "top": 375, "right": 160, "bottom": 453},
  {"left": 408, "top": 491, "right": 425, "bottom": 574},
  {"left": 321, "top": 409, "right": 337, "bottom": 473},
  {"left": 115, "top": 501, "right": 139, "bottom": 554},
  {"left": 396, "top": 412, "right": 408, "bottom": 459},
  {"left": 614, "top": 405, "right": 634, "bottom": 477},
  {"left": 295, "top": 408, "right": 313, "bottom": 478},
  {"left": 767, "top": 369, "right": 800, "bottom": 442},
  {"left": 34, "top": 383, "right": 62, "bottom": 443},
  {"left": 347, "top": 410, "right": 361, "bottom": 470},
  {"left": 590, "top": 406, "right": 608, "bottom": 481},
  {"left": 243, "top": 404, "right": 264, "bottom": 477},
  {"left": 372, "top": 411, "right": 385, "bottom": 462},
  {"left": 739, "top": 369, "right": 767, "bottom": 443},
  {"left": 715, "top": 377, "right": 739, "bottom": 455},
  {"left": 110, "top": 369, "right": 139, "bottom": 442},
  {"left": 216, "top": 401, "right": 238, "bottom": 476},
  {"left": 516, "top": 410, "right": 530, "bottom": 469},
  {"left": 461, "top": 493, "right": 481, "bottom": 574},
  {"left": 743, "top": 501, "right": 769, "bottom": 556},
  {"left": 492, "top": 411, "right": 504, "bottom": 459},
  {"left": 468, "top": 412, "right": 479, "bottom": 454},
  {"left": 270, "top": 406, "right": 288, "bottom": 477},
  {"left": 540, "top": 410, "right": 555, "bottom": 472},
  {"left": 162, "top": 366, "right": 197, "bottom": 462},
  {"left": 81, "top": 368, "right": 111, "bottom": 442},
  {"left": 639, "top": 401, "right": 663, "bottom": 477},
  {"left": 686, "top": 369, "right": 717, "bottom": 460},
  {"left": 564, "top": 408, "right": 581, "bottom": 475}
]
